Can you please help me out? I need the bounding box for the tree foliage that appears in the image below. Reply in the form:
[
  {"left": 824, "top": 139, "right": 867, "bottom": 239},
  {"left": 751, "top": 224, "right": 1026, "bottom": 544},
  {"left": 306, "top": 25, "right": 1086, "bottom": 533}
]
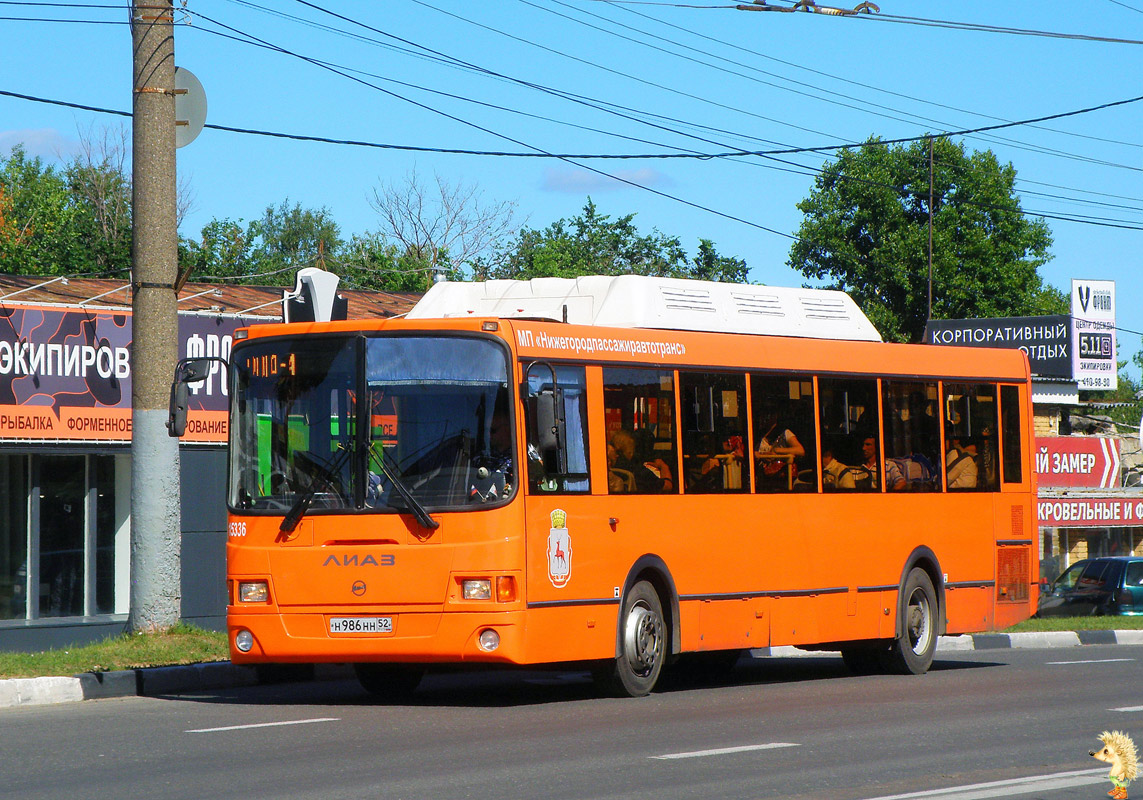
[
  {"left": 484, "top": 199, "right": 747, "bottom": 283},
  {"left": 180, "top": 200, "right": 343, "bottom": 286},
  {"left": 0, "top": 144, "right": 133, "bottom": 277},
  {"left": 788, "top": 137, "right": 1065, "bottom": 343}
]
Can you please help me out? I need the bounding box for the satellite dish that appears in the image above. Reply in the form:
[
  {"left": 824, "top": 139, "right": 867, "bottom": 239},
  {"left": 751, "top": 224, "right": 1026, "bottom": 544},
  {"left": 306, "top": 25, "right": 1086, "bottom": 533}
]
[{"left": 174, "top": 67, "right": 207, "bottom": 149}]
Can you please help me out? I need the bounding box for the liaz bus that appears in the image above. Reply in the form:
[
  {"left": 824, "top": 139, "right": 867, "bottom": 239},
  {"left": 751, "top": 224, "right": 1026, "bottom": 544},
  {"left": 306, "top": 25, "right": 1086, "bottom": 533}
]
[{"left": 170, "top": 274, "right": 1038, "bottom": 698}]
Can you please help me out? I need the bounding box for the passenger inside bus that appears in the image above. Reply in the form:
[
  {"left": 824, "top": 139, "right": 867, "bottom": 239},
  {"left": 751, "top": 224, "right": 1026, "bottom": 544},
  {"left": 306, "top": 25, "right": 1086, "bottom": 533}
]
[
  {"left": 685, "top": 433, "right": 730, "bottom": 493},
  {"left": 754, "top": 410, "right": 805, "bottom": 491},
  {"left": 611, "top": 428, "right": 673, "bottom": 493},
  {"left": 946, "top": 438, "right": 979, "bottom": 489},
  {"left": 860, "top": 436, "right": 881, "bottom": 490},
  {"left": 821, "top": 448, "right": 855, "bottom": 491},
  {"left": 607, "top": 443, "right": 635, "bottom": 493}
]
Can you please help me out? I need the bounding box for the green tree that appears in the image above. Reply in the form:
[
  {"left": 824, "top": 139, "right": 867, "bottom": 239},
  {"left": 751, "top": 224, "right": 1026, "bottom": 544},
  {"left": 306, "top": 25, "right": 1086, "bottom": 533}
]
[
  {"left": 249, "top": 199, "right": 343, "bottom": 278},
  {"left": 788, "top": 137, "right": 1065, "bottom": 343},
  {"left": 179, "top": 217, "right": 257, "bottom": 282},
  {"left": 180, "top": 201, "right": 343, "bottom": 286},
  {"left": 0, "top": 145, "right": 86, "bottom": 275},
  {"left": 65, "top": 133, "right": 133, "bottom": 275},
  {"left": 486, "top": 199, "right": 746, "bottom": 282},
  {"left": 335, "top": 231, "right": 457, "bottom": 292}
]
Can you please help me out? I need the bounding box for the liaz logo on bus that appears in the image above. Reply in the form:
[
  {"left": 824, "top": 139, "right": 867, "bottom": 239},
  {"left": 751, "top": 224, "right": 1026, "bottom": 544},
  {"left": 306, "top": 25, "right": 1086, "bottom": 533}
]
[{"left": 322, "top": 554, "right": 396, "bottom": 567}]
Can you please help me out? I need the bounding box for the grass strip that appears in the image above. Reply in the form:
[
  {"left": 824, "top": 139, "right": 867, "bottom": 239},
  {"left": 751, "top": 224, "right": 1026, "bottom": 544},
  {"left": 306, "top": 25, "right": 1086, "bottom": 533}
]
[
  {"left": 1004, "top": 615, "right": 1143, "bottom": 633},
  {"left": 0, "top": 623, "right": 228, "bottom": 679},
  {"left": 0, "top": 617, "right": 1140, "bottom": 680}
]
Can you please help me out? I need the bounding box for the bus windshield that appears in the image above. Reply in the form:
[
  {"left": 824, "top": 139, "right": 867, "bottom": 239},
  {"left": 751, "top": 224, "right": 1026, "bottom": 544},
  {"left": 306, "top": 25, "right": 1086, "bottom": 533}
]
[{"left": 228, "top": 334, "right": 514, "bottom": 514}]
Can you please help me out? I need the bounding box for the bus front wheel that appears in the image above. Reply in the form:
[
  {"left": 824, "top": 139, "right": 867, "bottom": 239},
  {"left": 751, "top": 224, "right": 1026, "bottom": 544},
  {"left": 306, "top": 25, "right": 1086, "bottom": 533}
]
[
  {"left": 596, "top": 580, "right": 666, "bottom": 697},
  {"left": 881, "top": 567, "right": 938, "bottom": 675}
]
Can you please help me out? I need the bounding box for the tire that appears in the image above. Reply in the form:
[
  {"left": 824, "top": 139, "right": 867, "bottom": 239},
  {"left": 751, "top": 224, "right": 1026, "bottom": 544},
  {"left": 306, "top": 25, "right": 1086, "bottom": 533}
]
[
  {"left": 353, "top": 663, "right": 424, "bottom": 700},
  {"left": 596, "top": 580, "right": 667, "bottom": 697},
  {"left": 880, "top": 567, "right": 938, "bottom": 675}
]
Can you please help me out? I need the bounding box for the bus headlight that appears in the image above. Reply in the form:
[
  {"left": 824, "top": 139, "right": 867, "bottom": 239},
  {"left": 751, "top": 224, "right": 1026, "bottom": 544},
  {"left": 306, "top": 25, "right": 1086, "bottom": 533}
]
[
  {"left": 477, "top": 629, "right": 500, "bottom": 651},
  {"left": 238, "top": 581, "right": 269, "bottom": 603},
  {"left": 462, "top": 579, "right": 492, "bottom": 600},
  {"left": 234, "top": 629, "right": 255, "bottom": 653}
]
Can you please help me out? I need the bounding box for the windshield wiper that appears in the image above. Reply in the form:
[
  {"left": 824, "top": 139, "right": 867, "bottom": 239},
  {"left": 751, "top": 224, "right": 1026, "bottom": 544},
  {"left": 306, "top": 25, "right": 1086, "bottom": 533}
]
[
  {"left": 371, "top": 445, "right": 440, "bottom": 531},
  {"left": 279, "top": 445, "right": 353, "bottom": 536}
]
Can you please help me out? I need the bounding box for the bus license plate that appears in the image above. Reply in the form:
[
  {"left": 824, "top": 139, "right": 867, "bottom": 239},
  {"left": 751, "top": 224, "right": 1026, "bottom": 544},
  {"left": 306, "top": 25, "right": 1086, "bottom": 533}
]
[{"left": 328, "top": 617, "right": 392, "bottom": 634}]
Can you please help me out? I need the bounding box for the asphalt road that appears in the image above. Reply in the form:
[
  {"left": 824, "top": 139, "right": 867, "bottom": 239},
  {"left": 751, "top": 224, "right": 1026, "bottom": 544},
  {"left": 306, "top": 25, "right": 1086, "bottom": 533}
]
[{"left": 2, "top": 646, "right": 1139, "bottom": 800}]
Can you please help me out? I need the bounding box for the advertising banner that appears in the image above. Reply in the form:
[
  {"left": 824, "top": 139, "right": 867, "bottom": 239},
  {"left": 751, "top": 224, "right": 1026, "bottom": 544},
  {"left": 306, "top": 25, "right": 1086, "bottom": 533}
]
[
  {"left": 1035, "top": 436, "right": 1121, "bottom": 489},
  {"left": 1038, "top": 497, "right": 1143, "bottom": 528},
  {"left": 1071, "top": 279, "right": 1117, "bottom": 391},
  {"left": 0, "top": 305, "right": 264, "bottom": 443},
  {"left": 924, "top": 315, "right": 1071, "bottom": 377}
]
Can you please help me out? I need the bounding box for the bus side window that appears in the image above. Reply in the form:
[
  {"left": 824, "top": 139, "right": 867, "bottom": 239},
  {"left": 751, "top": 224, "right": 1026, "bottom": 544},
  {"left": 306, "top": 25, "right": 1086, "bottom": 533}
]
[
  {"left": 943, "top": 383, "right": 999, "bottom": 492},
  {"left": 817, "top": 377, "right": 879, "bottom": 492},
  {"left": 1000, "top": 384, "right": 1023, "bottom": 484},
  {"left": 751, "top": 373, "right": 816, "bottom": 493},
  {"left": 679, "top": 372, "right": 748, "bottom": 494},
  {"left": 525, "top": 365, "right": 590, "bottom": 494},
  {"left": 603, "top": 368, "right": 678, "bottom": 494},
  {"left": 883, "top": 380, "right": 941, "bottom": 492}
]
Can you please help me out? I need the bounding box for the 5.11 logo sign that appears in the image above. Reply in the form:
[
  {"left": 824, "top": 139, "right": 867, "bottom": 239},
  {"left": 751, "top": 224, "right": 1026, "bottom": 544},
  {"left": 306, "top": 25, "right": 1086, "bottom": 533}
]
[{"left": 1078, "top": 332, "right": 1113, "bottom": 359}]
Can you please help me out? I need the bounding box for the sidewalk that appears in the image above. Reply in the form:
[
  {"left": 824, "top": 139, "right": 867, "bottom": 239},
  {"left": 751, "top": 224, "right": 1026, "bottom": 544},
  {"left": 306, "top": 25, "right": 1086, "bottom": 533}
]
[{"left": 3, "top": 630, "right": 1142, "bottom": 709}]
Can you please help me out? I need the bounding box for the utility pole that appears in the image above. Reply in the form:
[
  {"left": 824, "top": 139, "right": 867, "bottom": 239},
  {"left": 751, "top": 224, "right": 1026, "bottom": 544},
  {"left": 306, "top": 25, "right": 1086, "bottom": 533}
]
[
  {"left": 130, "top": 0, "right": 180, "bottom": 632},
  {"left": 927, "top": 135, "right": 934, "bottom": 325}
]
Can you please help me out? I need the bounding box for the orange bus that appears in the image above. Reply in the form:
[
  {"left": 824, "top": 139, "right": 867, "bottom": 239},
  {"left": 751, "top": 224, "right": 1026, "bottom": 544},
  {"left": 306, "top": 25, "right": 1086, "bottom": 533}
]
[{"left": 176, "top": 275, "right": 1038, "bottom": 697}]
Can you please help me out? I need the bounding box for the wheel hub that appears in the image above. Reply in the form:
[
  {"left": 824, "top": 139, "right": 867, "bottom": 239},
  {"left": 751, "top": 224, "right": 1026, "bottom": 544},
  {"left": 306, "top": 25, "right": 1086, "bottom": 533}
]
[{"left": 625, "top": 604, "right": 663, "bottom": 673}]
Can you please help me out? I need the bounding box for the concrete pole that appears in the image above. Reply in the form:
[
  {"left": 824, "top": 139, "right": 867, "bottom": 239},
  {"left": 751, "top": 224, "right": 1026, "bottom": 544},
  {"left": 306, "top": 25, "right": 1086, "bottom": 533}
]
[{"left": 129, "top": 0, "right": 180, "bottom": 632}]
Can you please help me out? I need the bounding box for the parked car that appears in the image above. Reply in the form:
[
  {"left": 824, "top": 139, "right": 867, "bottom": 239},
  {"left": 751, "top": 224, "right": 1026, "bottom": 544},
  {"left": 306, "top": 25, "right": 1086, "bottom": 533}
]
[{"left": 1036, "top": 556, "right": 1143, "bottom": 617}]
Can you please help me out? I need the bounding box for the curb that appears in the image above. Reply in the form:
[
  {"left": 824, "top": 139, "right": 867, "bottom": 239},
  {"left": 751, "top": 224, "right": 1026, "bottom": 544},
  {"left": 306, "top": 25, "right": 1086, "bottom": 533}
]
[
  {"left": 2, "top": 631, "right": 1140, "bottom": 709},
  {"left": 749, "top": 629, "right": 1143, "bottom": 659},
  {"left": 0, "top": 662, "right": 355, "bottom": 709}
]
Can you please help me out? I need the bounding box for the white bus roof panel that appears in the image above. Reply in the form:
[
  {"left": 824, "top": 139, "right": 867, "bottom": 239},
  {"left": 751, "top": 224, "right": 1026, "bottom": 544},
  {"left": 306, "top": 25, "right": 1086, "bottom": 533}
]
[{"left": 407, "top": 276, "right": 882, "bottom": 342}]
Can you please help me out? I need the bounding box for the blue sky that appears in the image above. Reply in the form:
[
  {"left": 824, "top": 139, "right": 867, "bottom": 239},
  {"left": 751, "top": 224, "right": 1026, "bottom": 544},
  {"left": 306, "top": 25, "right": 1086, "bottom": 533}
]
[{"left": 1, "top": 1, "right": 1140, "bottom": 368}]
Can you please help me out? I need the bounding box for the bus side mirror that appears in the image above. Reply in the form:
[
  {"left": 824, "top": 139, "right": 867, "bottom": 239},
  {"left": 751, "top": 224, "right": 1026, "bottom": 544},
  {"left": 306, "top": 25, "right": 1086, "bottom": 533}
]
[
  {"left": 522, "top": 361, "right": 567, "bottom": 476},
  {"left": 531, "top": 388, "right": 566, "bottom": 473},
  {"left": 167, "top": 357, "right": 218, "bottom": 437}
]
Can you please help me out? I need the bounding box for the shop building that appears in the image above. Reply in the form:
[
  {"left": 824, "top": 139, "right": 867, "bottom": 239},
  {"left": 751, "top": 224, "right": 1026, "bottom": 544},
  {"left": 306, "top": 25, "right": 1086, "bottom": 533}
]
[
  {"left": 0, "top": 274, "right": 416, "bottom": 651},
  {"left": 926, "top": 280, "right": 1141, "bottom": 585},
  {"left": 1033, "top": 404, "right": 1143, "bottom": 583}
]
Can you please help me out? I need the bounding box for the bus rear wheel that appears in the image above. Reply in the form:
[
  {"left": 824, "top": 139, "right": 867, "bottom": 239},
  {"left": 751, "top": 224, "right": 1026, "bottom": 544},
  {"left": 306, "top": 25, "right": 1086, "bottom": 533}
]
[
  {"left": 596, "top": 580, "right": 666, "bottom": 697},
  {"left": 353, "top": 663, "right": 424, "bottom": 700},
  {"left": 881, "top": 567, "right": 938, "bottom": 675}
]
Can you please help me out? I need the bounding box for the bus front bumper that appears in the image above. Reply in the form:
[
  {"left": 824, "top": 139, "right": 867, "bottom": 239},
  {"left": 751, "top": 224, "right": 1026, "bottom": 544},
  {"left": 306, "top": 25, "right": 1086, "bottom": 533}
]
[{"left": 227, "top": 609, "right": 526, "bottom": 665}]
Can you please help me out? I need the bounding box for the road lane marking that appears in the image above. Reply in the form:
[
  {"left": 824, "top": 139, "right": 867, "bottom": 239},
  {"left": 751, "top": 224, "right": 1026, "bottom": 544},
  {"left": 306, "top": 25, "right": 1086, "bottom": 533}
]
[
  {"left": 651, "top": 742, "right": 799, "bottom": 760},
  {"left": 1112, "top": 705, "right": 1143, "bottom": 712},
  {"left": 186, "top": 717, "right": 340, "bottom": 734},
  {"left": 1046, "top": 657, "right": 1134, "bottom": 665},
  {"left": 860, "top": 767, "right": 1107, "bottom": 800}
]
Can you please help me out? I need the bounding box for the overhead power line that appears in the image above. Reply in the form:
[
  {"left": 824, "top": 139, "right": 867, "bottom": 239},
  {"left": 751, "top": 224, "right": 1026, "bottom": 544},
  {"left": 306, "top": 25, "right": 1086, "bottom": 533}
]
[{"left": 4, "top": 86, "right": 1140, "bottom": 166}]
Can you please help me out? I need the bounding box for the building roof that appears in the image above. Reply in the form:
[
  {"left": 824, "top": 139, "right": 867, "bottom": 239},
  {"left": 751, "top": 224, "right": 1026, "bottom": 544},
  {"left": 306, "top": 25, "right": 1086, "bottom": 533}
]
[{"left": 0, "top": 273, "right": 420, "bottom": 319}]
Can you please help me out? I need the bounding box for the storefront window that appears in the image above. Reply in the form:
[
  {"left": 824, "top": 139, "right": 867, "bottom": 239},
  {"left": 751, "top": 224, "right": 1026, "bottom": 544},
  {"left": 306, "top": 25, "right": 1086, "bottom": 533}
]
[
  {"left": 0, "top": 454, "right": 121, "bottom": 621},
  {"left": 0, "top": 455, "right": 28, "bottom": 621},
  {"left": 38, "top": 456, "right": 86, "bottom": 618}
]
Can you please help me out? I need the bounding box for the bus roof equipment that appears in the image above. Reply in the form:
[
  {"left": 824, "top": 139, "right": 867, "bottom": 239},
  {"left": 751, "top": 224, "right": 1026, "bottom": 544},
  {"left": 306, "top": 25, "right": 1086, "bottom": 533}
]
[{"left": 406, "top": 276, "right": 882, "bottom": 342}]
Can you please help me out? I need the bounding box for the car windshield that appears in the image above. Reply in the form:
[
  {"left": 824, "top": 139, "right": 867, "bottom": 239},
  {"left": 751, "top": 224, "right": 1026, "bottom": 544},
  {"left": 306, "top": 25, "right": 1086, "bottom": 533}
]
[
  {"left": 1052, "top": 561, "right": 1086, "bottom": 592},
  {"left": 1127, "top": 562, "right": 1143, "bottom": 587},
  {"left": 228, "top": 334, "right": 513, "bottom": 513}
]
